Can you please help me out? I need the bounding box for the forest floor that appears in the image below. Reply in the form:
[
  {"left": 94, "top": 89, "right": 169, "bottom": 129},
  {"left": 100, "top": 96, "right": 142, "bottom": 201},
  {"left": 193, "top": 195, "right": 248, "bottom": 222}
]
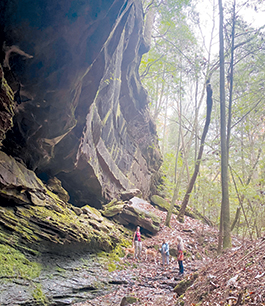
[{"left": 73, "top": 201, "right": 265, "bottom": 306}]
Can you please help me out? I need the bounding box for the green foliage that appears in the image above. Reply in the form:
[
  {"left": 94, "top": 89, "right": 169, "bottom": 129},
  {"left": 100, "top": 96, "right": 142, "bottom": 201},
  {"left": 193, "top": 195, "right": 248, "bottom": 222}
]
[
  {"left": 0, "top": 244, "right": 42, "bottom": 280},
  {"left": 141, "top": 0, "right": 265, "bottom": 239}
]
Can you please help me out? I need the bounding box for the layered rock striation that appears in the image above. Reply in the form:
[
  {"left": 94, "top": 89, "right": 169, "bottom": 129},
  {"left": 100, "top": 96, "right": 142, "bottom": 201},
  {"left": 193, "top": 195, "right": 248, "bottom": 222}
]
[
  {"left": 0, "top": 151, "right": 120, "bottom": 254},
  {"left": 0, "top": 0, "right": 162, "bottom": 209}
]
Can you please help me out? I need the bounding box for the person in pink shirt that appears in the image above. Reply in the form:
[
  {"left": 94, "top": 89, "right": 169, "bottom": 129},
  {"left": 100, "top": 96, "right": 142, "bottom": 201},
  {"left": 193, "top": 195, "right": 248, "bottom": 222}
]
[{"left": 132, "top": 226, "right": 142, "bottom": 259}]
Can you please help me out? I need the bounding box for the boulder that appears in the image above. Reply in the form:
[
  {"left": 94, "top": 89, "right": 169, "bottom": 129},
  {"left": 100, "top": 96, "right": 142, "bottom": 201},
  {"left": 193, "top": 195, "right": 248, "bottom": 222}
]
[
  {"left": 72, "top": 206, "right": 83, "bottom": 216},
  {"left": 120, "top": 204, "right": 161, "bottom": 234},
  {"left": 120, "top": 296, "right": 138, "bottom": 305},
  {"left": 103, "top": 197, "right": 161, "bottom": 235},
  {"left": 101, "top": 199, "right": 125, "bottom": 217},
  {"left": 120, "top": 189, "right": 142, "bottom": 201},
  {"left": 0, "top": 151, "right": 45, "bottom": 205},
  {"left": 183, "top": 206, "right": 213, "bottom": 226},
  {"left": 174, "top": 273, "right": 198, "bottom": 296},
  {"left": 102, "top": 204, "right": 125, "bottom": 218},
  {"left": 169, "top": 246, "right": 179, "bottom": 258},
  {"left": 82, "top": 205, "right": 104, "bottom": 222}
]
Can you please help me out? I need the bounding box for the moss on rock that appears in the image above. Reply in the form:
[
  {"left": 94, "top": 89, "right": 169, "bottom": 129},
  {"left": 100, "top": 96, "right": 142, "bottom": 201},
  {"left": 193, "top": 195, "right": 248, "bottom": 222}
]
[
  {"left": 82, "top": 205, "right": 104, "bottom": 221},
  {"left": 174, "top": 273, "right": 199, "bottom": 296},
  {"left": 0, "top": 152, "right": 122, "bottom": 253},
  {"left": 102, "top": 204, "right": 124, "bottom": 217},
  {"left": 150, "top": 195, "right": 170, "bottom": 211},
  {"left": 120, "top": 295, "right": 138, "bottom": 305},
  {"left": 32, "top": 283, "right": 48, "bottom": 306},
  {"left": 0, "top": 244, "right": 42, "bottom": 279},
  {"left": 0, "top": 64, "right": 15, "bottom": 145}
]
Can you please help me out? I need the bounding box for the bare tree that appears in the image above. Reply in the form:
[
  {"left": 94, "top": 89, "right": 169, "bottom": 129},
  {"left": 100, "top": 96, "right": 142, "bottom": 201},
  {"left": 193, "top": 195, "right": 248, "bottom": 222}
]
[
  {"left": 177, "top": 80, "right": 213, "bottom": 222},
  {"left": 218, "top": 0, "right": 231, "bottom": 252}
]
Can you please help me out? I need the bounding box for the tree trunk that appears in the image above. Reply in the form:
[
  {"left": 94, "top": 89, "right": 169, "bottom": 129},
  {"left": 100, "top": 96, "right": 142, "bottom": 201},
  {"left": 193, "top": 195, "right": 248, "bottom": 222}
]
[
  {"left": 218, "top": 0, "right": 231, "bottom": 250},
  {"left": 226, "top": 0, "right": 236, "bottom": 158},
  {"left": 230, "top": 206, "right": 240, "bottom": 232},
  {"left": 164, "top": 162, "right": 185, "bottom": 227},
  {"left": 177, "top": 81, "right": 213, "bottom": 222},
  {"left": 164, "top": 97, "right": 186, "bottom": 227},
  {"left": 161, "top": 91, "right": 168, "bottom": 156}
]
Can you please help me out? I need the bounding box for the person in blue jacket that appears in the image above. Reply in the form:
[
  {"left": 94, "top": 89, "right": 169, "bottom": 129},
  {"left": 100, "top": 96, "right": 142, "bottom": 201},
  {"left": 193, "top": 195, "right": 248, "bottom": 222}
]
[{"left": 160, "top": 240, "right": 169, "bottom": 267}]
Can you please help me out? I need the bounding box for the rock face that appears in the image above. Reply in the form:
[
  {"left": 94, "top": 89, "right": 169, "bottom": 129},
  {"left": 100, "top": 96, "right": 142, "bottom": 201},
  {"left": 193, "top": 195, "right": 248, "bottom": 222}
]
[
  {"left": 0, "top": 0, "right": 162, "bottom": 208},
  {"left": 0, "top": 3, "right": 163, "bottom": 304},
  {"left": 0, "top": 65, "right": 15, "bottom": 145}
]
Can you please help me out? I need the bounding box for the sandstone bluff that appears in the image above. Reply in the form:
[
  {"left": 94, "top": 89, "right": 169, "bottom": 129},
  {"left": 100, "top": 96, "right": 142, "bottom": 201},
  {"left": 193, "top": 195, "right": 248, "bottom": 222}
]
[{"left": 0, "top": 1, "right": 162, "bottom": 304}]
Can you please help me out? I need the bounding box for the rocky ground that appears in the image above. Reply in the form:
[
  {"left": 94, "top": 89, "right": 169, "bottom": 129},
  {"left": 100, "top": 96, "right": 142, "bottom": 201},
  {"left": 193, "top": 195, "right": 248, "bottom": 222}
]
[
  {"left": 0, "top": 196, "right": 214, "bottom": 306},
  {"left": 1, "top": 195, "right": 264, "bottom": 306},
  {"left": 73, "top": 201, "right": 222, "bottom": 306}
]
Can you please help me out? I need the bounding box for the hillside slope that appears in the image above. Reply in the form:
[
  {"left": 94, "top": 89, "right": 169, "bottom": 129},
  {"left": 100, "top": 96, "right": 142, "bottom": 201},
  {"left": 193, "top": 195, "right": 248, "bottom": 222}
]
[{"left": 179, "top": 237, "right": 265, "bottom": 306}]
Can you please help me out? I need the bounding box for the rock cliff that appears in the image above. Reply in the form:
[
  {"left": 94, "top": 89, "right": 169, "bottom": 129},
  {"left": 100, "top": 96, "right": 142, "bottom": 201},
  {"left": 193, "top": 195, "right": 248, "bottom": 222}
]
[
  {"left": 0, "top": 0, "right": 162, "bottom": 209},
  {"left": 0, "top": 1, "right": 163, "bottom": 303}
]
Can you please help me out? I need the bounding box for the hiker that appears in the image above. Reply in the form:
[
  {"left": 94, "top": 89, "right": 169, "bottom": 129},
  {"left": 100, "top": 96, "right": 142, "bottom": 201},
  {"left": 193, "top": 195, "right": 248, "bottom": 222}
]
[
  {"left": 132, "top": 226, "right": 142, "bottom": 259},
  {"left": 160, "top": 240, "right": 169, "bottom": 267},
  {"left": 177, "top": 236, "right": 184, "bottom": 275}
]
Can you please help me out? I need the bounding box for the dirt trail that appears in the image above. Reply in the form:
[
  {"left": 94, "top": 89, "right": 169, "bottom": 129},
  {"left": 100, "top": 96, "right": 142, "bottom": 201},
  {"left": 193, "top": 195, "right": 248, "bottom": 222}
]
[{"left": 74, "top": 202, "right": 220, "bottom": 305}]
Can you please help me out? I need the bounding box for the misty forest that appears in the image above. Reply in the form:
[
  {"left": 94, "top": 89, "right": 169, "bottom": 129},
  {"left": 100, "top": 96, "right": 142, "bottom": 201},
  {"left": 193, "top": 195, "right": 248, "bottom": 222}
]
[{"left": 0, "top": 0, "right": 264, "bottom": 305}]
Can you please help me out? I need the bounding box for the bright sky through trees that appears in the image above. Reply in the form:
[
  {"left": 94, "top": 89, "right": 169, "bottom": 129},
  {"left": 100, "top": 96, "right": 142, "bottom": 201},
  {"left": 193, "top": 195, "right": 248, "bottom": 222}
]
[
  {"left": 193, "top": 0, "right": 265, "bottom": 56},
  {"left": 196, "top": 0, "right": 265, "bottom": 27}
]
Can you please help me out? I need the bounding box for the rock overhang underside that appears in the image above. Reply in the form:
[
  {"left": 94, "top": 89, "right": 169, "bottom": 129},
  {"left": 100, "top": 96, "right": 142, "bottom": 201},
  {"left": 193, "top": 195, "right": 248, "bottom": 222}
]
[{"left": 0, "top": 0, "right": 162, "bottom": 210}]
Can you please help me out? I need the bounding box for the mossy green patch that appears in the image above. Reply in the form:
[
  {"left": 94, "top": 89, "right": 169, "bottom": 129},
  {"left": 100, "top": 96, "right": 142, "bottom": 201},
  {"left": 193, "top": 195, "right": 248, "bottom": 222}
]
[
  {"left": 121, "top": 295, "right": 138, "bottom": 304},
  {"left": 177, "top": 294, "right": 185, "bottom": 306},
  {"left": 195, "top": 252, "right": 202, "bottom": 260},
  {"left": 0, "top": 244, "right": 42, "bottom": 280},
  {"left": 185, "top": 251, "right": 192, "bottom": 258},
  {"left": 32, "top": 283, "right": 48, "bottom": 306},
  {"left": 151, "top": 195, "right": 170, "bottom": 211},
  {"left": 97, "top": 239, "right": 132, "bottom": 272},
  {"left": 108, "top": 262, "right": 116, "bottom": 272},
  {"left": 174, "top": 273, "right": 199, "bottom": 295},
  {"left": 55, "top": 266, "right": 66, "bottom": 273}
]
